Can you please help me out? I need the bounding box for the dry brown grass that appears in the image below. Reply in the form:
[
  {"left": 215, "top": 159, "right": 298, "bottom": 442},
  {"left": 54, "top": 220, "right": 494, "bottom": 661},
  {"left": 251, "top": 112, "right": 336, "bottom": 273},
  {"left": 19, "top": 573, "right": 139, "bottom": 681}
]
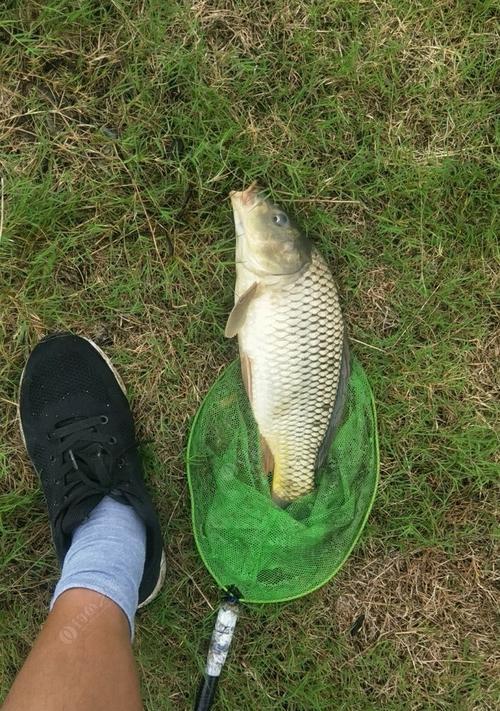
[{"left": 336, "top": 541, "right": 498, "bottom": 676}]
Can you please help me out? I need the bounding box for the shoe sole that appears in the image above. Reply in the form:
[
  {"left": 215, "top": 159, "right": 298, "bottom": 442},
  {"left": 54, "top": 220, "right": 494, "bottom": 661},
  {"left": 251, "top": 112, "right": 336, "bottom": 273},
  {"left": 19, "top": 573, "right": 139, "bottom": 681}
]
[
  {"left": 138, "top": 549, "right": 167, "bottom": 608},
  {"left": 18, "top": 333, "right": 166, "bottom": 608}
]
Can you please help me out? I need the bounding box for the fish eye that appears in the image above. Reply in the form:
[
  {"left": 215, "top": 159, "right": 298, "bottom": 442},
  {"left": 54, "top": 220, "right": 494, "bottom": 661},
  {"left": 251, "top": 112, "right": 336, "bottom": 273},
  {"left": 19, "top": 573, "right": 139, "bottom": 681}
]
[{"left": 272, "top": 212, "right": 289, "bottom": 226}]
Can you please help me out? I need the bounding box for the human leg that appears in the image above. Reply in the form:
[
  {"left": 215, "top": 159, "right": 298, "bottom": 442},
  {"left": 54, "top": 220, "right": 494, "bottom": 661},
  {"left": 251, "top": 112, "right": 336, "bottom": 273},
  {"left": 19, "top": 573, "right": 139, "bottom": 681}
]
[{"left": 3, "top": 334, "right": 166, "bottom": 710}]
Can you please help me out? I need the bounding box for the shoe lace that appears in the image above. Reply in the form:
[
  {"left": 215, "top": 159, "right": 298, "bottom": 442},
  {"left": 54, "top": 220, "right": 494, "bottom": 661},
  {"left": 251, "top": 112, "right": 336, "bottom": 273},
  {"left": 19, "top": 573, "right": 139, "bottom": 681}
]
[{"left": 49, "top": 415, "right": 138, "bottom": 523}]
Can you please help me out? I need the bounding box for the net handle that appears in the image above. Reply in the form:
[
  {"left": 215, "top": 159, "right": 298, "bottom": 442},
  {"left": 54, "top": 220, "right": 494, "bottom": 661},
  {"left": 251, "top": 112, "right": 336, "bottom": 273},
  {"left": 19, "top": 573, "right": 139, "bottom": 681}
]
[
  {"left": 194, "top": 595, "right": 240, "bottom": 711},
  {"left": 194, "top": 675, "right": 218, "bottom": 711}
]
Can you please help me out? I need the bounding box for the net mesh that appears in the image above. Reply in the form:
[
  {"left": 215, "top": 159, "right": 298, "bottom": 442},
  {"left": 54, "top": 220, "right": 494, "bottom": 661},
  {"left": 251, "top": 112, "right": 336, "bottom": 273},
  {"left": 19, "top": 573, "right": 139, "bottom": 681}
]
[{"left": 186, "top": 356, "right": 378, "bottom": 603}]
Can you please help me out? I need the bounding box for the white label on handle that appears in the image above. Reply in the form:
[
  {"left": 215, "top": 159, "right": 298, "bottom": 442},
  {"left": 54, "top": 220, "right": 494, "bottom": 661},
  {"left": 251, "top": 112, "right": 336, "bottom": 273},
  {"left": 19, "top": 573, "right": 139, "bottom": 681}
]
[{"left": 206, "top": 601, "right": 239, "bottom": 677}]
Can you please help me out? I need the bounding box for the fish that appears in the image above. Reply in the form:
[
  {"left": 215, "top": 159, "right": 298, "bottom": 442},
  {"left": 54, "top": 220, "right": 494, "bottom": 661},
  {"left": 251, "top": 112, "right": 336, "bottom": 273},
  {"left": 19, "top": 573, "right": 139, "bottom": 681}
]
[{"left": 225, "top": 183, "right": 349, "bottom": 505}]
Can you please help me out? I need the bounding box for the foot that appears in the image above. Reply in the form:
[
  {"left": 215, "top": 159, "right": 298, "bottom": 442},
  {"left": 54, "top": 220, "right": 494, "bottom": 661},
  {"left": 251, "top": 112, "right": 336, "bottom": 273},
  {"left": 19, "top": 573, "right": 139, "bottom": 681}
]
[{"left": 19, "top": 333, "right": 165, "bottom": 606}]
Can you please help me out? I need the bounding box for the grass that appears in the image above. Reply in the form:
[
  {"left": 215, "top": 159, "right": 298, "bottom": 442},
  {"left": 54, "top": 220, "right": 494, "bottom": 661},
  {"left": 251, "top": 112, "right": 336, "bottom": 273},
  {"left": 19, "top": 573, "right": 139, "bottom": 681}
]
[{"left": 0, "top": 0, "right": 498, "bottom": 708}]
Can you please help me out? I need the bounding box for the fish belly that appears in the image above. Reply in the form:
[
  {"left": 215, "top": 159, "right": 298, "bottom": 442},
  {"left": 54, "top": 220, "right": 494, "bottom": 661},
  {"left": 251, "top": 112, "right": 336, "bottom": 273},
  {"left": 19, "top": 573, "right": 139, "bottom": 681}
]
[{"left": 238, "top": 251, "right": 344, "bottom": 502}]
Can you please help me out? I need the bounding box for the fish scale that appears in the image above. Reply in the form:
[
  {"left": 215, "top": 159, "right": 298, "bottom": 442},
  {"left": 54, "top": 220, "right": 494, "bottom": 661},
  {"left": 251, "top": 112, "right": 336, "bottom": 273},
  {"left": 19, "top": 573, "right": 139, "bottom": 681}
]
[{"left": 238, "top": 249, "right": 345, "bottom": 501}]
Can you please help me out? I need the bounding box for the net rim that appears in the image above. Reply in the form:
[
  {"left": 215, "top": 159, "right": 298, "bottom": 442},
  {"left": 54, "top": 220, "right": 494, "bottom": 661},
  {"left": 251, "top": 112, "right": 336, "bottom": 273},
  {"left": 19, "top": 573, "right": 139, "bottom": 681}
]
[{"left": 186, "top": 358, "right": 380, "bottom": 604}]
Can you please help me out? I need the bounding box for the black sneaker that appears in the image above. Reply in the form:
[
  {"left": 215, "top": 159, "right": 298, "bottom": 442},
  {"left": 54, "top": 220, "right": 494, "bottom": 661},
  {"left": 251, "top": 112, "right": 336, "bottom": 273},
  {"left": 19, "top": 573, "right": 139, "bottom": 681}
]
[{"left": 19, "top": 332, "right": 166, "bottom": 607}]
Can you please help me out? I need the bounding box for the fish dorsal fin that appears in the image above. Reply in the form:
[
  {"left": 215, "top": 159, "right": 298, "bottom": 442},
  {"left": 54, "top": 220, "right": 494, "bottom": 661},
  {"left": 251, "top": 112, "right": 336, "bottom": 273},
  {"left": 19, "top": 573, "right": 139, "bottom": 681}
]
[
  {"left": 315, "top": 337, "right": 351, "bottom": 470},
  {"left": 224, "top": 282, "right": 259, "bottom": 338}
]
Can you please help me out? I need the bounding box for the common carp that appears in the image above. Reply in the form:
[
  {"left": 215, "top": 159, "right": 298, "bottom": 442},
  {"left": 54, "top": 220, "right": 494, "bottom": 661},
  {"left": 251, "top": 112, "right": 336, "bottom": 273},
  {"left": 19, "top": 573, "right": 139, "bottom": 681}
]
[{"left": 225, "top": 184, "right": 349, "bottom": 505}]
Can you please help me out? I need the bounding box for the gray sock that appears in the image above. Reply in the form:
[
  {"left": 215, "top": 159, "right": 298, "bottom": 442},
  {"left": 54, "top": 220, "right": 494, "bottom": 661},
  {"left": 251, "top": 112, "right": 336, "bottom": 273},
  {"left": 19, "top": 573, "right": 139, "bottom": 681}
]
[{"left": 51, "top": 496, "right": 146, "bottom": 637}]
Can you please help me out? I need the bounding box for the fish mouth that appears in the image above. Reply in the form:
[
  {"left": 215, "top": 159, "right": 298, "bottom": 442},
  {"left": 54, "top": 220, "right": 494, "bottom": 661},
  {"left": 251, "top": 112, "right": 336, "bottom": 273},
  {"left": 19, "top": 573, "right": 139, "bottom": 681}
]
[{"left": 230, "top": 181, "right": 261, "bottom": 209}]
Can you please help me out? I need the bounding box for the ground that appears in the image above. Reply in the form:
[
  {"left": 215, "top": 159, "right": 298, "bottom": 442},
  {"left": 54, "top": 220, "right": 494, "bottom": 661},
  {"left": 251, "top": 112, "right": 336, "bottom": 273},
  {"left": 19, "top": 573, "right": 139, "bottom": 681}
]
[{"left": 0, "top": 1, "right": 498, "bottom": 709}]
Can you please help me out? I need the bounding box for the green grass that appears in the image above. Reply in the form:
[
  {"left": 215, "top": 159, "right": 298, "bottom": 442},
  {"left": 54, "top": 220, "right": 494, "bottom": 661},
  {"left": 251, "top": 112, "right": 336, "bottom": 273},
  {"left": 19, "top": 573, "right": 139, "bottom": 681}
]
[{"left": 0, "top": 0, "right": 498, "bottom": 708}]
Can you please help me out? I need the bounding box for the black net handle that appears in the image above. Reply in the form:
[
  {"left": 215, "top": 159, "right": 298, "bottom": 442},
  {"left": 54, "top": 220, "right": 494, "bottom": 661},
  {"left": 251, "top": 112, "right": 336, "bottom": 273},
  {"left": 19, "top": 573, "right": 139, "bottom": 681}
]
[
  {"left": 193, "top": 592, "right": 240, "bottom": 711},
  {"left": 194, "top": 675, "right": 219, "bottom": 711}
]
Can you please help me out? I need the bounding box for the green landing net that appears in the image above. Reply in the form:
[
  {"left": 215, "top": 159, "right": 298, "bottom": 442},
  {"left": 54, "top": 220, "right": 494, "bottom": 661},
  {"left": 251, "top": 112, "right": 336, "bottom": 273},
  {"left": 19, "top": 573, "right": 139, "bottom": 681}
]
[{"left": 186, "top": 356, "right": 379, "bottom": 604}]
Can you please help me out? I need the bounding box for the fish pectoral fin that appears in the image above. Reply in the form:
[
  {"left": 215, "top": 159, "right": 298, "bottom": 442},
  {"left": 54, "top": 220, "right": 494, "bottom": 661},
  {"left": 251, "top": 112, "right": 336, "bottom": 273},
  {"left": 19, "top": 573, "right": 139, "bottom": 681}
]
[
  {"left": 260, "top": 435, "right": 274, "bottom": 474},
  {"left": 315, "top": 336, "right": 351, "bottom": 470},
  {"left": 224, "top": 282, "right": 259, "bottom": 338}
]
